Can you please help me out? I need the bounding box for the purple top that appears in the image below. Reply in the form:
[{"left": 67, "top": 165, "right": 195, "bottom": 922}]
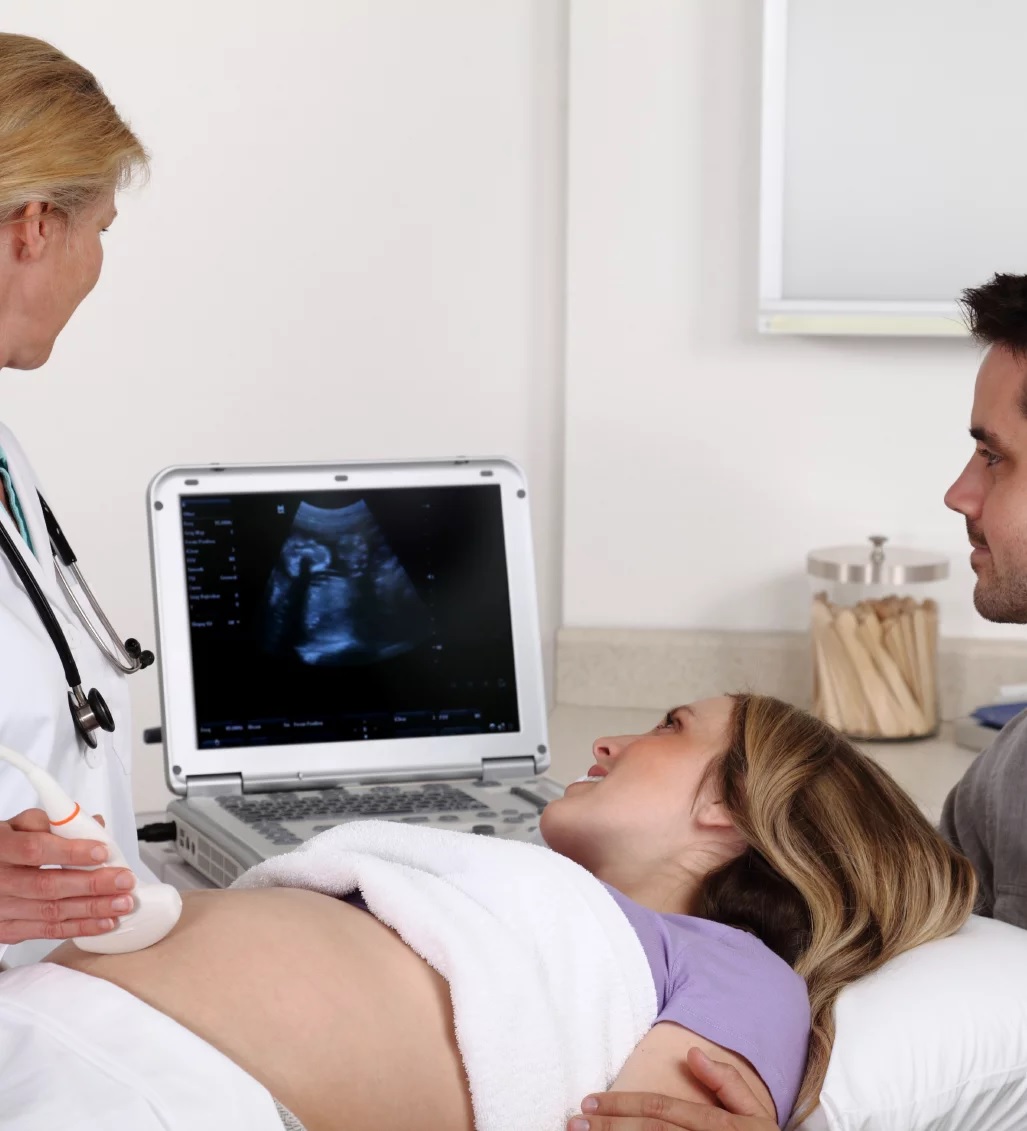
[{"left": 602, "top": 884, "right": 811, "bottom": 1127}]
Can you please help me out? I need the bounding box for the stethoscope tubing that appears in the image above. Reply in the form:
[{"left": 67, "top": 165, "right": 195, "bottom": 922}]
[
  {"left": 0, "top": 511, "right": 84, "bottom": 688},
  {"left": 36, "top": 494, "right": 147, "bottom": 673},
  {"left": 55, "top": 561, "right": 141, "bottom": 674},
  {"left": 0, "top": 492, "right": 151, "bottom": 745}
]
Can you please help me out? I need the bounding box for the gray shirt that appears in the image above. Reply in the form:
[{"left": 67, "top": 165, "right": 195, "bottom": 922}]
[{"left": 940, "top": 708, "right": 1027, "bottom": 930}]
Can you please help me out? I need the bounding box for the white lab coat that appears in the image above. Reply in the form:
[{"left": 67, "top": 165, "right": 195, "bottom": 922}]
[{"left": 0, "top": 421, "right": 153, "bottom": 966}]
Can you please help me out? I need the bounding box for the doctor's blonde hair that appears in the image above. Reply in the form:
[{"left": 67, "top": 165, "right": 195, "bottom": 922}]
[
  {"left": 0, "top": 33, "right": 147, "bottom": 226},
  {"left": 695, "top": 694, "right": 976, "bottom": 1127}
]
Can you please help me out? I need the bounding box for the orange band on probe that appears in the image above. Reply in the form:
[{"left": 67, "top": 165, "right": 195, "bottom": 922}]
[{"left": 50, "top": 803, "right": 81, "bottom": 827}]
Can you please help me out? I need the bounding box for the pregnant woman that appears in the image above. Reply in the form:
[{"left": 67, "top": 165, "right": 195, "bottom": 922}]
[{"left": 4, "top": 693, "right": 973, "bottom": 1131}]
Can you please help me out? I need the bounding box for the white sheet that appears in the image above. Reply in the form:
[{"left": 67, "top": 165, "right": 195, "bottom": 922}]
[{"left": 0, "top": 963, "right": 282, "bottom": 1131}]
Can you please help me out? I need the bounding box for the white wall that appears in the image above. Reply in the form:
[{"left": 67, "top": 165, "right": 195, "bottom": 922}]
[
  {"left": 5, "top": 0, "right": 1018, "bottom": 813},
  {"left": 563, "top": 0, "right": 1013, "bottom": 642},
  {"left": 1, "top": 1, "right": 567, "bottom": 811}
]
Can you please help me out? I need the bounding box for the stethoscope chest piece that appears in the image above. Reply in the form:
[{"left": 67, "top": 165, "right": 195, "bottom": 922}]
[{"left": 68, "top": 686, "right": 115, "bottom": 749}]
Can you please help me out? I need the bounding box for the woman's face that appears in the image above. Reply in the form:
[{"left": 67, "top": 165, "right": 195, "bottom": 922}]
[
  {"left": 0, "top": 191, "right": 115, "bottom": 370},
  {"left": 540, "top": 696, "right": 744, "bottom": 879}
]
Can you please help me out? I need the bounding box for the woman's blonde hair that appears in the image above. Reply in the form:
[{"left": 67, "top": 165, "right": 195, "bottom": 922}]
[
  {"left": 0, "top": 33, "right": 148, "bottom": 225},
  {"left": 696, "top": 694, "right": 976, "bottom": 1126}
]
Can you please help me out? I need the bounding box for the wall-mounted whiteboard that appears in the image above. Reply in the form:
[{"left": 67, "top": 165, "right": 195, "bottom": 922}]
[{"left": 759, "top": 0, "right": 1027, "bottom": 336}]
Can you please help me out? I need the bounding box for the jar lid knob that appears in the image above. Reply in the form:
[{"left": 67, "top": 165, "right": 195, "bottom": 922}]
[{"left": 869, "top": 535, "right": 888, "bottom": 564}]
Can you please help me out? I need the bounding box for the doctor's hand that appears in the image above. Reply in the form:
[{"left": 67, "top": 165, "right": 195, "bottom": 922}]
[
  {"left": 0, "top": 808, "right": 135, "bottom": 944},
  {"left": 568, "top": 1048, "right": 780, "bottom": 1131}
]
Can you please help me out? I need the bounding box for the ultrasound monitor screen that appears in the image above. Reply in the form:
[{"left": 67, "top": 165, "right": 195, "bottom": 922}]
[{"left": 180, "top": 485, "right": 520, "bottom": 750}]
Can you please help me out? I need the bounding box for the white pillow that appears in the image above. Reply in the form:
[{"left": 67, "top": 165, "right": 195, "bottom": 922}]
[{"left": 796, "top": 915, "right": 1027, "bottom": 1131}]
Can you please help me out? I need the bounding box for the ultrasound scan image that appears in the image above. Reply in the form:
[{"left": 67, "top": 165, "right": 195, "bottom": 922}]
[{"left": 260, "top": 500, "right": 431, "bottom": 665}]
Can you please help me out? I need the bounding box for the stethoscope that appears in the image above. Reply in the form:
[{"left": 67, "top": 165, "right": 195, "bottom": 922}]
[{"left": 0, "top": 493, "right": 153, "bottom": 748}]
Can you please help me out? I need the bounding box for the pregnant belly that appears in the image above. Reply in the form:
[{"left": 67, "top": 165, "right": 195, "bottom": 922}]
[{"left": 44, "top": 887, "right": 474, "bottom": 1131}]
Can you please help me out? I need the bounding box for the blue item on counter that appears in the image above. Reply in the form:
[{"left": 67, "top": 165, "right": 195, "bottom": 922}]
[{"left": 972, "top": 702, "right": 1027, "bottom": 729}]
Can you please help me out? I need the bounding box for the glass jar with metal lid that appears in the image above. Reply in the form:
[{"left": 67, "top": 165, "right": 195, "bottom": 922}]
[{"left": 807, "top": 536, "right": 949, "bottom": 740}]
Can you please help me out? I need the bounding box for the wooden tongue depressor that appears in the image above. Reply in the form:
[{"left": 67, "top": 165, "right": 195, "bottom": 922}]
[
  {"left": 881, "top": 617, "right": 914, "bottom": 703},
  {"left": 812, "top": 633, "right": 844, "bottom": 731},
  {"left": 924, "top": 599, "right": 939, "bottom": 723},
  {"left": 899, "top": 598, "right": 924, "bottom": 709},
  {"left": 924, "top": 598, "right": 939, "bottom": 654},
  {"left": 833, "top": 608, "right": 908, "bottom": 737},
  {"left": 874, "top": 596, "right": 901, "bottom": 621},
  {"left": 811, "top": 599, "right": 845, "bottom": 730},
  {"left": 856, "top": 614, "right": 928, "bottom": 734},
  {"left": 856, "top": 603, "right": 881, "bottom": 642},
  {"left": 913, "top": 602, "right": 937, "bottom": 727},
  {"left": 812, "top": 597, "right": 871, "bottom": 734}
]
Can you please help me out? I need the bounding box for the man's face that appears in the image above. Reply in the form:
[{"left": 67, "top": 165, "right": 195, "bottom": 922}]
[{"left": 945, "top": 344, "right": 1027, "bottom": 621}]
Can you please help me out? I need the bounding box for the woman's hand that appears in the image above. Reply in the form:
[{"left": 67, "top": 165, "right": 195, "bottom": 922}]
[
  {"left": 0, "top": 808, "right": 136, "bottom": 944},
  {"left": 568, "top": 1047, "right": 781, "bottom": 1131}
]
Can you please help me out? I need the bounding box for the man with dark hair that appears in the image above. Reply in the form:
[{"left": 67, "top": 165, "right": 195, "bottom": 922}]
[
  {"left": 564, "top": 273, "right": 1027, "bottom": 1131},
  {"left": 937, "top": 271, "right": 1027, "bottom": 930}
]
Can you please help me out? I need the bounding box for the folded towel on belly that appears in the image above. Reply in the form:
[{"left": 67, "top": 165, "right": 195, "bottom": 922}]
[{"left": 231, "top": 820, "right": 657, "bottom": 1131}]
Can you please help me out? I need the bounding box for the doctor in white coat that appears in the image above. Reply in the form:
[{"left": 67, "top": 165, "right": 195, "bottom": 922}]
[{"left": 0, "top": 33, "right": 153, "bottom": 965}]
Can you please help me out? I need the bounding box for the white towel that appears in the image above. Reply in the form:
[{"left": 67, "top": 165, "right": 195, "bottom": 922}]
[{"left": 231, "top": 820, "right": 657, "bottom": 1131}]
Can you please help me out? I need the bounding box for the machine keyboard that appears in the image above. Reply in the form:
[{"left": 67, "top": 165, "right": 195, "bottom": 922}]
[
  {"left": 218, "top": 783, "right": 481, "bottom": 825},
  {"left": 215, "top": 783, "right": 543, "bottom": 848}
]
